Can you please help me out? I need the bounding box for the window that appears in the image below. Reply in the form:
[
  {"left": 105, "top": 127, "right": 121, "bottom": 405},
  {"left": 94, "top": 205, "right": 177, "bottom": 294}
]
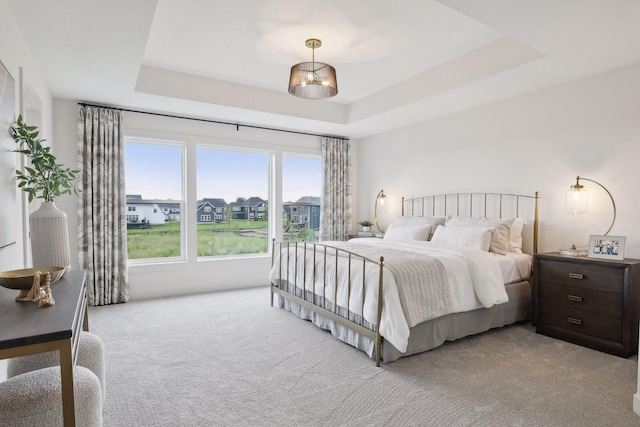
[
  {"left": 197, "top": 148, "right": 268, "bottom": 257},
  {"left": 283, "top": 155, "right": 321, "bottom": 242},
  {"left": 124, "top": 140, "right": 184, "bottom": 261},
  {"left": 124, "top": 131, "right": 320, "bottom": 264}
]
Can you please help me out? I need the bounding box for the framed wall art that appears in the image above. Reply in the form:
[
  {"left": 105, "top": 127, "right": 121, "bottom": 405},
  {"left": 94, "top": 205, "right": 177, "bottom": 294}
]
[{"left": 0, "top": 59, "right": 17, "bottom": 250}]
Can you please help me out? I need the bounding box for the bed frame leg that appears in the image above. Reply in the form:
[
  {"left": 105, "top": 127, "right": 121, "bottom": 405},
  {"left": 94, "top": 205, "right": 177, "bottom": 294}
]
[
  {"left": 375, "top": 257, "right": 384, "bottom": 367},
  {"left": 270, "top": 284, "right": 274, "bottom": 307}
]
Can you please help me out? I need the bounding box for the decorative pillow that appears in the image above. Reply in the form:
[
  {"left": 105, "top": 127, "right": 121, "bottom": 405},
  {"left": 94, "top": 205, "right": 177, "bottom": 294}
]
[
  {"left": 383, "top": 224, "right": 431, "bottom": 241},
  {"left": 509, "top": 218, "right": 526, "bottom": 254},
  {"left": 394, "top": 216, "right": 446, "bottom": 240},
  {"left": 430, "top": 225, "right": 493, "bottom": 251},
  {"left": 445, "top": 217, "right": 514, "bottom": 255}
]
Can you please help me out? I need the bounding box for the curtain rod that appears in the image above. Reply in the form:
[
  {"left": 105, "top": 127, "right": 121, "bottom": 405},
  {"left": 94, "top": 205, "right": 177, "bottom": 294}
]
[{"left": 77, "top": 102, "right": 349, "bottom": 140}]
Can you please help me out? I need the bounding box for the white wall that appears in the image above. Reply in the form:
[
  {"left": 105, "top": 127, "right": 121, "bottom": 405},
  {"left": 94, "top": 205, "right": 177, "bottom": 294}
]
[
  {"left": 0, "top": 0, "right": 54, "bottom": 383},
  {"left": 356, "top": 62, "right": 640, "bottom": 259},
  {"left": 355, "top": 62, "right": 640, "bottom": 418},
  {"left": 0, "top": 0, "right": 53, "bottom": 273}
]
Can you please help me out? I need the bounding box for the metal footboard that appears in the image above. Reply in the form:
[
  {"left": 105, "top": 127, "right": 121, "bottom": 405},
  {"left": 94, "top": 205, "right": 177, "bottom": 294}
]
[{"left": 270, "top": 240, "right": 385, "bottom": 366}]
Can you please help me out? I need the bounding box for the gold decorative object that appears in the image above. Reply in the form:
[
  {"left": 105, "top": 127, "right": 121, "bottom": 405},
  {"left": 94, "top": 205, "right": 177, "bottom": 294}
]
[
  {"left": 39, "top": 272, "right": 55, "bottom": 307},
  {"left": 25, "top": 271, "right": 44, "bottom": 300},
  {"left": 0, "top": 267, "right": 64, "bottom": 302}
]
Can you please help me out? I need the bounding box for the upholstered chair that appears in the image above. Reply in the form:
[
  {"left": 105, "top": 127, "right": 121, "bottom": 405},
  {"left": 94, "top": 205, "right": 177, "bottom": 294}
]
[
  {"left": 0, "top": 365, "right": 102, "bottom": 426},
  {"left": 7, "top": 331, "right": 106, "bottom": 402}
]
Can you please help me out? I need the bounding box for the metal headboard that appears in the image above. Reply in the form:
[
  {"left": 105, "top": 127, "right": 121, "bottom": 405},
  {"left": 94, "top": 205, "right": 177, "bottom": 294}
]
[{"left": 401, "top": 192, "right": 539, "bottom": 254}]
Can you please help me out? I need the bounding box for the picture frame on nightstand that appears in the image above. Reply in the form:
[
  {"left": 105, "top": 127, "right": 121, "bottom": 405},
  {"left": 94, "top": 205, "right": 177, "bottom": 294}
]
[{"left": 588, "top": 235, "right": 625, "bottom": 260}]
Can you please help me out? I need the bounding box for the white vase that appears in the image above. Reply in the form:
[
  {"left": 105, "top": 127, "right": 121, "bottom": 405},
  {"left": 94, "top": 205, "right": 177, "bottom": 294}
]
[
  {"left": 362, "top": 226, "right": 371, "bottom": 232},
  {"left": 29, "top": 201, "right": 71, "bottom": 276}
]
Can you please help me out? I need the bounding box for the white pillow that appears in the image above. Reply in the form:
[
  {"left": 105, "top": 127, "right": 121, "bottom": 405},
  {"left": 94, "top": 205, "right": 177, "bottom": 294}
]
[
  {"left": 445, "top": 217, "right": 514, "bottom": 255},
  {"left": 509, "top": 218, "right": 526, "bottom": 254},
  {"left": 394, "top": 216, "right": 446, "bottom": 240},
  {"left": 430, "top": 225, "right": 493, "bottom": 251},
  {"left": 383, "top": 224, "right": 431, "bottom": 241}
]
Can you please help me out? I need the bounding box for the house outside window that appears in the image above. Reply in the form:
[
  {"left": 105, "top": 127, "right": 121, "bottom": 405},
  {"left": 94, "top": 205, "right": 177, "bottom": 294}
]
[
  {"left": 124, "top": 139, "right": 184, "bottom": 261},
  {"left": 283, "top": 155, "right": 321, "bottom": 242},
  {"left": 196, "top": 148, "right": 268, "bottom": 257}
]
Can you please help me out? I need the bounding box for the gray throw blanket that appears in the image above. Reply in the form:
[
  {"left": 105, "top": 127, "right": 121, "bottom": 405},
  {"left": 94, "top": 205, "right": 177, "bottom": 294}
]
[{"left": 336, "top": 243, "right": 452, "bottom": 328}]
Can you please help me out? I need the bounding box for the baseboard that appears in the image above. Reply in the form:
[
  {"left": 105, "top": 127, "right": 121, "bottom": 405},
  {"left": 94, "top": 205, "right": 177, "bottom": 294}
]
[
  {"left": 0, "top": 359, "right": 6, "bottom": 382},
  {"left": 634, "top": 392, "right": 640, "bottom": 417}
]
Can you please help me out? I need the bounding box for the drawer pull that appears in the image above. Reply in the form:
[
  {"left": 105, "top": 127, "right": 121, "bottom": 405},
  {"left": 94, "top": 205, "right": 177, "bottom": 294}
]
[
  {"left": 567, "top": 295, "right": 583, "bottom": 303},
  {"left": 567, "top": 317, "right": 582, "bottom": 325},
  {"left": 568, "top": 273, "right": 584, "bottom": 279}
]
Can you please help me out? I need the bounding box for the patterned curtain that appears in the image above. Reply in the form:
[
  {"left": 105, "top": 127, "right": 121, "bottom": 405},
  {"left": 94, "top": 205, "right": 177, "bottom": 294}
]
[
  {"left": 320, "top": 137, "right": 352, "bottom": 241},
  {"left": 77, "top": 105, "right": 129, "bottom": 305}
]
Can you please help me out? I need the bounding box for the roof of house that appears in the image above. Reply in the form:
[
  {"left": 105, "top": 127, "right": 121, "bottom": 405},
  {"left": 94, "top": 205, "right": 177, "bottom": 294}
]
[
  {"left": 290, "top": 196, "right": 321, "bottom": 205},
  {"left": 198, "top": 198, "right": 227, "bottom": 208},
  {"left": 242, "top": 197, "right": 267, "bottom": 207}
]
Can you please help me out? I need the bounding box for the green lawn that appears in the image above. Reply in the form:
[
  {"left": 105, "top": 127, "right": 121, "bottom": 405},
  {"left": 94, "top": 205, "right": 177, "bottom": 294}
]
[{"left": 127, "top": 220, "right": 316, "bottom": 259}]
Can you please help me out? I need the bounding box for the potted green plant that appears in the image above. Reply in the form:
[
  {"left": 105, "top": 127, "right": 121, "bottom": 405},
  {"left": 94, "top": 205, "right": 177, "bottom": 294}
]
[
  {"left": 11, "top": 115, "right": 79, "bottom": 202},
  {"left": 358, "top": 220, "right": 373, "bottom": 232},
  {"left": 11, "top": 114, "right": 80, "bottom": 275}
]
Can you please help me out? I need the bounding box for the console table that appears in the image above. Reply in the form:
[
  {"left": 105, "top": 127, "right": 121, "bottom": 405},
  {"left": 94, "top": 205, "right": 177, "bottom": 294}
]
[{"left": 0, "top": 270, "right": 88, "bottom": 427}]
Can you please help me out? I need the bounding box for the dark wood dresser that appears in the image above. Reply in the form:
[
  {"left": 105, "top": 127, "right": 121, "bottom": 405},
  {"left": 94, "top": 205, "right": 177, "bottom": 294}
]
[{"left": 533, "top": 252, "right": 640, "bottom": 357}]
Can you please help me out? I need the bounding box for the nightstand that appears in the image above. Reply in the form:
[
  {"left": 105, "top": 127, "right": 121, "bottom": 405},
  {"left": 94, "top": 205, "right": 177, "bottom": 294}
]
[{"left": 533, "top": 252, "right": 640, "bottom": 357}]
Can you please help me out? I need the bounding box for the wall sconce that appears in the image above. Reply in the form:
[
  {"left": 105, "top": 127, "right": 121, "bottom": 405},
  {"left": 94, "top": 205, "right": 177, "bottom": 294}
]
[
  {"left": 374, "top": 189, "right": 386, "bottom": 233},
  {"left": 565, "top": 175, "right": 617, "bottom": 236}
]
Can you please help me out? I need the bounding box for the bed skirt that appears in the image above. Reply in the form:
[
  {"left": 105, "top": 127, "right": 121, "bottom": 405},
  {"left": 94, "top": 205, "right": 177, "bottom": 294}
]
[{"left": 276, "top": 280, "right": 531, "bottom": 363}]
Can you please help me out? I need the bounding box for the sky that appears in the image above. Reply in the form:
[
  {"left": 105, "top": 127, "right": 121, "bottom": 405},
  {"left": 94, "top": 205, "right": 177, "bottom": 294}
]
[{"left": 124, "top": 141, "right": 321, "bottom": 203}]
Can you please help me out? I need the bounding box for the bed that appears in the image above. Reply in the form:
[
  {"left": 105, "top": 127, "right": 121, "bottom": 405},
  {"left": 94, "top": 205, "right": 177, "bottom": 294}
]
[{"left": 270, "top": 192, "right": 539, "bottom": 366}]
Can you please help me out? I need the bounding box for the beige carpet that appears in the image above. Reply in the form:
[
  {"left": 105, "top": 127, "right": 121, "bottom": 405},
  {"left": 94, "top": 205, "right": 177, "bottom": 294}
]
[{"left": 89, "top": 287, "right": 640, "bottom": 426}]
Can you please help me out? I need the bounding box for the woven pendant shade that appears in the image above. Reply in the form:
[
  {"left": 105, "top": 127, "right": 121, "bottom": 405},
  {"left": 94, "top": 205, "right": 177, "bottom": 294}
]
[{"left": 288, "top": 39, "right": 338, "bottom": 99}]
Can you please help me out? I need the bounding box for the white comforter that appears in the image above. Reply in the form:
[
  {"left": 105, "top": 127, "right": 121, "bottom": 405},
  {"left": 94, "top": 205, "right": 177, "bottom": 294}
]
[{"left": 269, "top": 239, "right": 508, "bottom": 353}]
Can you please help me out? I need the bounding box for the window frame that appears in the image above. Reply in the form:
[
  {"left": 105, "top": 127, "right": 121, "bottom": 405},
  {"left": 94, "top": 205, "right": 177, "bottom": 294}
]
[
  {"left": 282, "top": 152, "right": 322, "bottom": 243},
  {"left": 195, "top": 144, "right": 271, "bottom": 260},
  {"left": 123, "top": 130, "right": 321, "bottom": 266},
  {"left": 124, "top": 137, "right": 186, "bottom": 265}
]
